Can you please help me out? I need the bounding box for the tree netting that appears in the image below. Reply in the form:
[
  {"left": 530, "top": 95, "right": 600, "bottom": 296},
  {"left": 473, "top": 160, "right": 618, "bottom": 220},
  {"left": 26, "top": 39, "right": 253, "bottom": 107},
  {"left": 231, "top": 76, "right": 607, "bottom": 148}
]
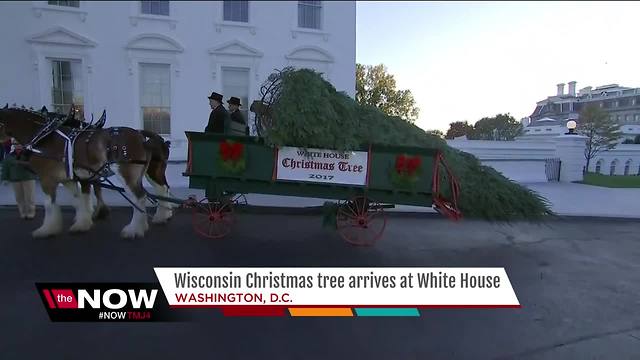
[{"left": 252, "top": 68, "right": 552, "bottom": 220}]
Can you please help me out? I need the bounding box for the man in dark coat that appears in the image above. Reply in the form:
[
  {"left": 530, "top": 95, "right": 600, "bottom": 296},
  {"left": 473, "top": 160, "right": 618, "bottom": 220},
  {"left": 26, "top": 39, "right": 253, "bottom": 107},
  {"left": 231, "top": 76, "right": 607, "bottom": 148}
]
[
  {"left": 205, "top": 92, "right": 230, "bottom": 133},
  {"left": 227, "top": 97, "right": 249, "bottom": 136}
]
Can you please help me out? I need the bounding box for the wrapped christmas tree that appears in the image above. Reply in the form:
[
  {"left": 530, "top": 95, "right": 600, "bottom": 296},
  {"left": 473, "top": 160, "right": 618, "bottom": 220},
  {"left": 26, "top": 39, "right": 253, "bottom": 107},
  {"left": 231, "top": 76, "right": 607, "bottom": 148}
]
[{"left": 251, "top": 67, "right": 552, "bottom": 220}]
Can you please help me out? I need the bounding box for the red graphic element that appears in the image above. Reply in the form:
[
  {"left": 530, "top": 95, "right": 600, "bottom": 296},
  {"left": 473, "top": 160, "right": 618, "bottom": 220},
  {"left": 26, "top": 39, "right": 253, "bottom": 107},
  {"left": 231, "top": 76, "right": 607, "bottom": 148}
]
[
  {"left": 43, "top": 290, "right": 56, "bottom": 309},
  {"left": 219, "top": 141, "right": 244, "bottom": 161},
  {"left": 51, "top": 289, "right": 78, "bottom": 309},
  {"left": 170, "top": 304, "right": 520, "bottom": 309},
  {"left": 220, "top": 306, "right": 286, "bottom": 316},
  {"left": 394, "top": 154, "right": 422, "bottom": 176}
]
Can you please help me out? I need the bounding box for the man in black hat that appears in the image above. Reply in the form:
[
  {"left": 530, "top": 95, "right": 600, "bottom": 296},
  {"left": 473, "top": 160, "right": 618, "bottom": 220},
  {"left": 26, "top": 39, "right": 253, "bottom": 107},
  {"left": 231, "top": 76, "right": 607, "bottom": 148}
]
[
  {"left": 205, "top": 92, "right": 229, "bottom": 133},
  {"left": 227, "top": 97, "right": 249, "bottom": 136}
]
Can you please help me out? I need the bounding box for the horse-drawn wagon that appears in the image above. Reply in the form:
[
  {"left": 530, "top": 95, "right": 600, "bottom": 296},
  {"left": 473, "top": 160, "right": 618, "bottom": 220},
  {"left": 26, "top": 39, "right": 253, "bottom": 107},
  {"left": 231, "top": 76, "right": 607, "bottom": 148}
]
[{"left": 183, "top": 131, "right": 462, "bottom": 246}]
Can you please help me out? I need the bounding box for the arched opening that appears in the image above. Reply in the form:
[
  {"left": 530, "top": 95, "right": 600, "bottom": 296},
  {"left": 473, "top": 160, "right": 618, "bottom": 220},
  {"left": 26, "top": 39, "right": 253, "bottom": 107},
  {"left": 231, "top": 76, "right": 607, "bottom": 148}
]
[
  {"left": 609, "top": 159, "right": 618, "bottom": 176},
  {"left": 624, "top": 159, "right": 632, "bottom": 176},
  {"left": 595, "top": 159, "right": 604, "bottom": 174}
]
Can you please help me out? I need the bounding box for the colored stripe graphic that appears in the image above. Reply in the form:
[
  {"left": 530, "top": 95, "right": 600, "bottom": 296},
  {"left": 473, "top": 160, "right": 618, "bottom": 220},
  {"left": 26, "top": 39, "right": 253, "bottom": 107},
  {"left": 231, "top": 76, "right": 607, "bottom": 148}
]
[
  {"left": 288, "top": 308, "right": 353, "bottom": 317},
  {"left": 221, "top": 306, "right": 286, "bottom": 317},
  {"left": 354, "top": 308, "right": 420, "bottom": 317},
  {"left": 42, "top": 290, "right": 56, "bottom": 309}
]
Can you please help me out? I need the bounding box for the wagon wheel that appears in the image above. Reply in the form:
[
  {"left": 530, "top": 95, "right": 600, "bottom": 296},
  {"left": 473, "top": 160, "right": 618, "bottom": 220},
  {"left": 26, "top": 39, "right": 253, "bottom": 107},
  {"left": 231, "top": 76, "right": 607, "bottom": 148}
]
[
  {"left": 336, "top": 196, "right": 387, "bottom": 246},
  {"left": 192, "top": 197, "right": 235, "bottom": 239}
]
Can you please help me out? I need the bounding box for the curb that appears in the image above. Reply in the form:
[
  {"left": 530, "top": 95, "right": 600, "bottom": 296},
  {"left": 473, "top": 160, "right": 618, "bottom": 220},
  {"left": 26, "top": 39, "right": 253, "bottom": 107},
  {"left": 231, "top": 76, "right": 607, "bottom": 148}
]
[{"left": 1, "top": 205, "right": 638, "bottom": 221}]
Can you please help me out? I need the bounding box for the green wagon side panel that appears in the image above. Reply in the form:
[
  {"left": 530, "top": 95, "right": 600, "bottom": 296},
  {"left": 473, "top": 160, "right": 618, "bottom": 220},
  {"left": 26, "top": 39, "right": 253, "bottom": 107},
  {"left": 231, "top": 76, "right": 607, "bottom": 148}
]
[{"left": 185, "top": 132, "right": 439, "bottom": 207}]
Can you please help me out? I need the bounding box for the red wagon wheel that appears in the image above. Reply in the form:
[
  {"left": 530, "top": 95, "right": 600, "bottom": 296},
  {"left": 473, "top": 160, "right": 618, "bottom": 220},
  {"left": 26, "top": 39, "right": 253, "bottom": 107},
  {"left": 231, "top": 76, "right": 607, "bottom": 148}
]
[
  {"left": 336, "top": 196, "right": 387, "bottom": 246},
  {"left": 192, "top": 197, "right": 235, "bottom": 239}
]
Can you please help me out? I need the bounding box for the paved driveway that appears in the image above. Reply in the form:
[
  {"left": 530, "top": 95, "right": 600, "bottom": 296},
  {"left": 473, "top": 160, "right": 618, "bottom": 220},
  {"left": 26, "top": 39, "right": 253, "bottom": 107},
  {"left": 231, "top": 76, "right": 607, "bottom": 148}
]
[{"left": 1, "top": 209, "right": 639, "bottom": 359}]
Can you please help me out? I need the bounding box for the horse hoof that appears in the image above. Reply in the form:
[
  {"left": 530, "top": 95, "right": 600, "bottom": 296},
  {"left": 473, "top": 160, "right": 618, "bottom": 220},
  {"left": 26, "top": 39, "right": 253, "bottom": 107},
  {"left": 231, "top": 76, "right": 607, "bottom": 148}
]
[
  {"left": 151, "top": 217, "right": 169, "bottom": 225},
  {"left": 69, "top": 222, "right": 92, "bottom": 233},
  {"left": 32, "top": 228, "right": 57, "bottom": 238},
  {"left": 121, "top": 226, "right": 146, "bottom": 239},
  {"left": 92, "top": 207, "right": 110, "bottom": 221}
]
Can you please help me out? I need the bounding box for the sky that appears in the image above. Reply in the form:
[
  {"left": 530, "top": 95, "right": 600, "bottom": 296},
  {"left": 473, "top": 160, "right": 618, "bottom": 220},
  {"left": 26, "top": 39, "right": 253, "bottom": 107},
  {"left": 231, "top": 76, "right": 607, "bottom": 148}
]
[{"left": 355, "top": 1, "right": 640, "bottom": 132}]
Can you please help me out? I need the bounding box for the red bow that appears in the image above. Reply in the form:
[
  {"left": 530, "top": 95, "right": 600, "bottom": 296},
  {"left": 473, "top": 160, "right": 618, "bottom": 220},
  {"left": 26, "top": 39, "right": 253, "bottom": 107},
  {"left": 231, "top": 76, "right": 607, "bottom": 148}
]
[
  {"left": 395, "top": 154, "right": 421, "bottom": 176},
  {"left": 219, "top": 141, "right": 244, "bottom": 161}
]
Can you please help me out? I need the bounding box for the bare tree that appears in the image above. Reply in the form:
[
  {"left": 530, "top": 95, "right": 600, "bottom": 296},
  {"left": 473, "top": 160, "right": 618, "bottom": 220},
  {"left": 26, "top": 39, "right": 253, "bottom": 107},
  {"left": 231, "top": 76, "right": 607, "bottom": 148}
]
[{"left": 578, "top": 105, "right": 622, "bottom": 172}]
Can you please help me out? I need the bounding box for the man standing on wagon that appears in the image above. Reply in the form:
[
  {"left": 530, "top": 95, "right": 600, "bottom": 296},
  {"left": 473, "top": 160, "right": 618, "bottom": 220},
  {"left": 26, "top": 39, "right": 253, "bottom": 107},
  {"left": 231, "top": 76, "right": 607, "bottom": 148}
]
[
  {"left": 205, "top": 92, "right": 230, "bottom": 134},
  {"left": 227, "top": 97, "right": 249, "bottom": 136}
]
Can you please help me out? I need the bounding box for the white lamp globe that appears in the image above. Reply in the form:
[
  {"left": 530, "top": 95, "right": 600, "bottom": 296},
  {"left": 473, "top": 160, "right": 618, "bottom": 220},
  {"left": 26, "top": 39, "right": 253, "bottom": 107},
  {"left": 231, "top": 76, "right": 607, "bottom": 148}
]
[{"left": 566, "top": 120, "right": 577, "bottom": 130}]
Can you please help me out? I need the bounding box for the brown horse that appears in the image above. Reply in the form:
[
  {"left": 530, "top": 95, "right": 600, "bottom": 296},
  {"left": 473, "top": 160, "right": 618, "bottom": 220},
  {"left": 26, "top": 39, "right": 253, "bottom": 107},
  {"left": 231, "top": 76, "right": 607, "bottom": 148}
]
[{"left": 0, "top": 106, "right": 173, "bottom": 238}]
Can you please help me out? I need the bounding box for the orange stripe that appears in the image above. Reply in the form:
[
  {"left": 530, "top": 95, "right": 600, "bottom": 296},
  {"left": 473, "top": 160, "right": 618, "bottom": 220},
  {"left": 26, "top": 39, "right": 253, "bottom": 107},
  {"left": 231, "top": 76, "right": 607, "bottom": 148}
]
[{"left": 288, "top": 308, "right": 353, "bottom": 317}]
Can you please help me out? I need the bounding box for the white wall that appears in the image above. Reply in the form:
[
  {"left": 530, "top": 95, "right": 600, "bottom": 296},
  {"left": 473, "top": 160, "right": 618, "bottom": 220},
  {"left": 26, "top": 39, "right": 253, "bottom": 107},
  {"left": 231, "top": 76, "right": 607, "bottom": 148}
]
[
  {"left": 448, "top": 138, "right": 640, "bottom": 183},
  {"left": 447, "top": 139, "right": 557, "bottom": 183},
  {"left": 0, "top": 1, "right": 356, "bottom": 160},
  {"left": 589, "top": 144, "right": 640, "bottom": 176}
]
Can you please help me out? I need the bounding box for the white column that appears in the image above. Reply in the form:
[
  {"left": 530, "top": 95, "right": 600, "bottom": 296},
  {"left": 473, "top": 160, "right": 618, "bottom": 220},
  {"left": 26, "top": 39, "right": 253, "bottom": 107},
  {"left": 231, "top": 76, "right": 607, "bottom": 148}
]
[{"left": 554, "top": 134, "right": 588, "bottom": 182}]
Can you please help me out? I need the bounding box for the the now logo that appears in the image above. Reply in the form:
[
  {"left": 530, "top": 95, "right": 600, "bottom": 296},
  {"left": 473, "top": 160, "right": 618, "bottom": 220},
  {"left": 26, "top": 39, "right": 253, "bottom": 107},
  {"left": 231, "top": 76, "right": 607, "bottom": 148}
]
[{"left": 78, "top": 289, "right": 158, "bottom": 309}]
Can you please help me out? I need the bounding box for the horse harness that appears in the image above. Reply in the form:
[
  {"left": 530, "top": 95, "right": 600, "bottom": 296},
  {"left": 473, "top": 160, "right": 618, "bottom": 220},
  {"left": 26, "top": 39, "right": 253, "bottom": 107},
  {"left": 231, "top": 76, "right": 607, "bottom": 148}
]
[{"left": 21, "top": 111, "right": 148, "bottom": 184}]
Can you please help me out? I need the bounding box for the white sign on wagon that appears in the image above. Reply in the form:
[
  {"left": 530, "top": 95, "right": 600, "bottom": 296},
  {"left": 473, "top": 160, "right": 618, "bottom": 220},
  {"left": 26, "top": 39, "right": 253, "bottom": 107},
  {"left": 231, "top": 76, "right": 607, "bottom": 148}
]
[{"left": 275, "top": 146, "right": 369, "bottom": 186}]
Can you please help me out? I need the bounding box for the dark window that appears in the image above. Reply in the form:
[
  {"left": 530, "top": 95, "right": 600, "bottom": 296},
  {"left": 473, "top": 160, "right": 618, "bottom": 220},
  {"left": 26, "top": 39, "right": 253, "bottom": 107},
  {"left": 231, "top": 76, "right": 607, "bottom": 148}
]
[
  {"left": 223, "top": 1, "right": 249, "bottom": 22},
  {"left": 298, "top": 1, "right": 322, "bottom": 29},
  {"left": 573, "top": 103, "right": 582, "bottom": 112},
  {"left": 141, "top": 1, "right": 169, "bottom": 16},
  {"left": 610, "top": 160, "right": 617, "bottom": 175},
  {"left": 48, "top": 1, "right": 79, "bottom": 7}
]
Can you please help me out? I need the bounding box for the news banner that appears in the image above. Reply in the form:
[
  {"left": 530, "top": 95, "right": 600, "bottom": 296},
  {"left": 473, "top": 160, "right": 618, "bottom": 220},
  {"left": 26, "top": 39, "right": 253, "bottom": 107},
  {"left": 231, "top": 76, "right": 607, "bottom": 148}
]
[{"left": 36, "top": 268, "right": 520, "bottom": 321}]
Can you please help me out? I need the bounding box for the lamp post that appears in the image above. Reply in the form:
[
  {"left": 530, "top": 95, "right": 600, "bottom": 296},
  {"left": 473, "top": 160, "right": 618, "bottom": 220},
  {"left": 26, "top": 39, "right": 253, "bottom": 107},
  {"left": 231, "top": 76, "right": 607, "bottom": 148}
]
[{"left": 565, "top": 120, "right": 577, "bottom": 135}]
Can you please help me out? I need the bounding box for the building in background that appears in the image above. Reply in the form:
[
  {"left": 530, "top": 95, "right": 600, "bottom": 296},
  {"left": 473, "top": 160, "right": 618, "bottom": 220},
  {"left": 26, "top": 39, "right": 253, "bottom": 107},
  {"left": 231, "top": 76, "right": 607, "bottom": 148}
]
[
  {"left": 0, "top": 1, "right": 356, "bottom": 160},
  {"left": 521, "top": 82, "right": 640, "bottom": 141}
]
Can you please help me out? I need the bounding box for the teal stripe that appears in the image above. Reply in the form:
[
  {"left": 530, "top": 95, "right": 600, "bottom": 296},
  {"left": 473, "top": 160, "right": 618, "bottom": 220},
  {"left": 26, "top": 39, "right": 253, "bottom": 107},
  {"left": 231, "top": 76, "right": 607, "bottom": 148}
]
[{"left": 354, "top": 308, "right": 420, "bottom": 317}]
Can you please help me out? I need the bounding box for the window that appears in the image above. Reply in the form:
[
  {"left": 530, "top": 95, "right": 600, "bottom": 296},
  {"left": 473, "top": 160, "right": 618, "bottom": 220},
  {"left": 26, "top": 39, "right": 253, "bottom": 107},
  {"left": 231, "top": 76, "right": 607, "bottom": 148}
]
[
  {"left": 633, "top": 98, "right": 637, "bottom": 106},
  {"left": 626, "top": 114, "right": 631, "bottom": 122},
  {"left": 610, "top": 160, "right": 618, "bottom": 175},
  {"left": 298, "top": 1, "right": 322, "bottom": 29},
  {"left": 51, "top": 59, "right": 84, "bottom": 120},
  {"left": 635, "top": 114, "right": 640, "bottom": 122},
  {"left": 141, "top": 1, "right": 169, "bottom": 16},
  {"left": 48, "top": 1, "right": 79, "bottom": 7},
  {"left": 595, "top": 159, "right": 603, "bottom": 174},
  {"left": 624, "top": 160, "right": 632, "bottom": 176},
  {"left": 140, "top": 63, "right": 171, "bottom": 135},
  {"left": 223, "top": 1, "right": 248, "bottom": 22},
  {"left": 222, "top": 67, "right": 250, "bottom": 133},
  {"left": 616, "top": 115, "right": 621, "bottom": 122}
]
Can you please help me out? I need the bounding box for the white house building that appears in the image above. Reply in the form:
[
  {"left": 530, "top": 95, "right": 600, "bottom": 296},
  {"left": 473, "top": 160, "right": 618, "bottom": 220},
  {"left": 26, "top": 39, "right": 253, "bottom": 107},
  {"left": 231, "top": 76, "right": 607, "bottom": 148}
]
[{"left": 0, "top": 1, "right": 356, "bottom": 160}]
